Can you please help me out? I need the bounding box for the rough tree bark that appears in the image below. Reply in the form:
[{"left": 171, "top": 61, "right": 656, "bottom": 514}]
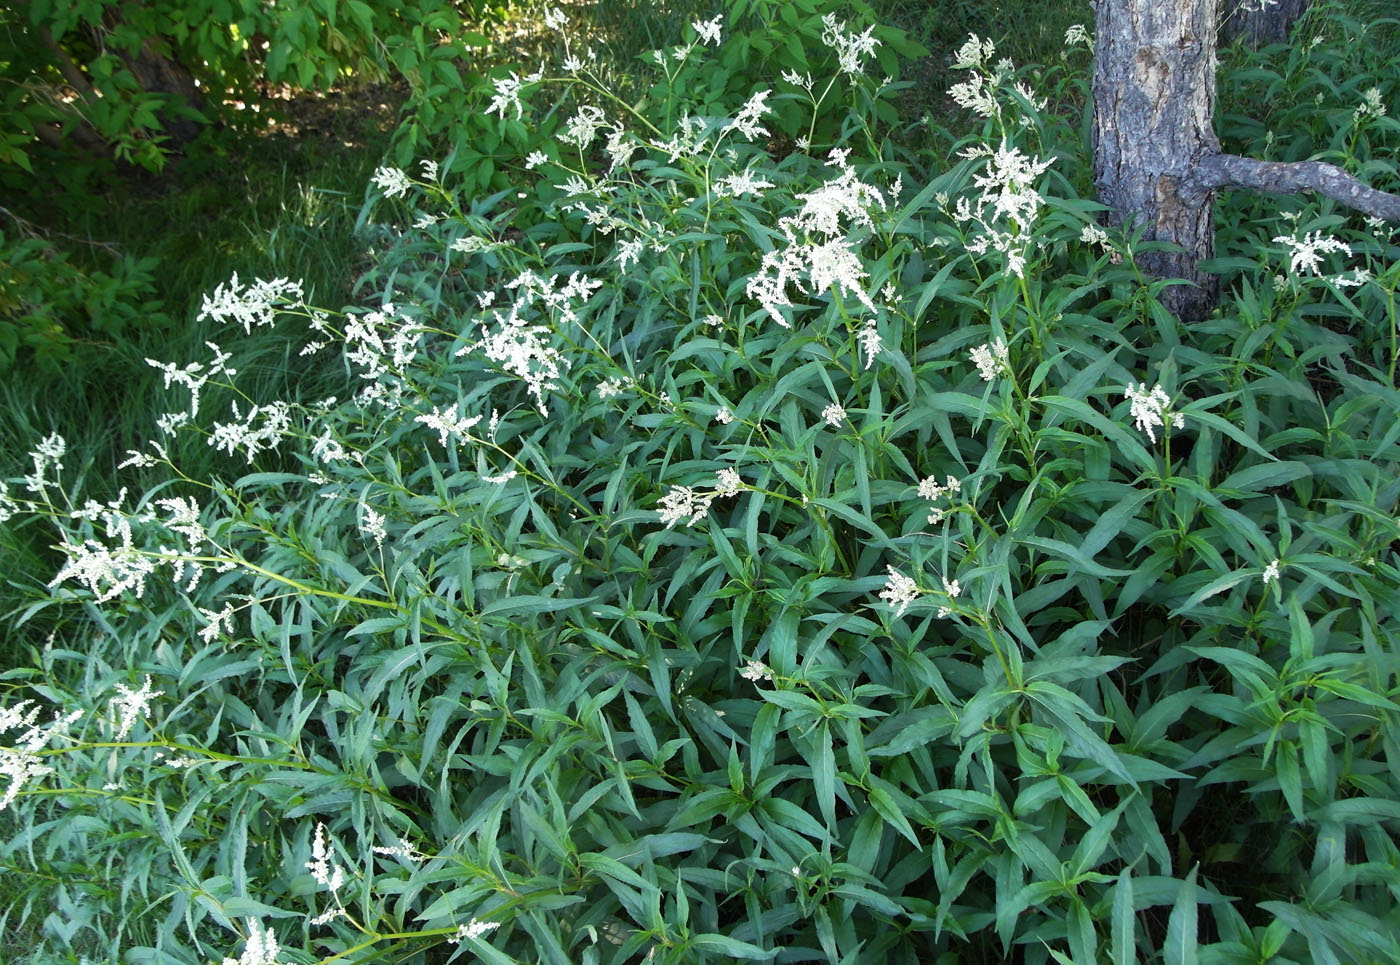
[
  {"left": 1221, "top": 0, "right": 1311, "bottom": 47},
  {"left": 1092, "top": 0, "right": 1400, "bottom": 319}
]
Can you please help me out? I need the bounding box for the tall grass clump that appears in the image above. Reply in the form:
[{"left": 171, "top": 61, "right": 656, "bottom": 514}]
[{"left": 2, "top": 4, "right": 1398, "bottom": 963}]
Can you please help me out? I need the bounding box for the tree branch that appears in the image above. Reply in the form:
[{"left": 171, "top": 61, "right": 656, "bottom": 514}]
[{"left": 1190, "top": 153, "right": 1400, "bottom": 221}]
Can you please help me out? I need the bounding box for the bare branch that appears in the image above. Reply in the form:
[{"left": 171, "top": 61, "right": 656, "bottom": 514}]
[{"left": 1190, "top": 153, "right": 1400, "bottom": 221}]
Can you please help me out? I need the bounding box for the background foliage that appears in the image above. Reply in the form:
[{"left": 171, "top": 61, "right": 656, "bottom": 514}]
[{"left": 2, "top": 1, "right": 1399, "bottom": 963}]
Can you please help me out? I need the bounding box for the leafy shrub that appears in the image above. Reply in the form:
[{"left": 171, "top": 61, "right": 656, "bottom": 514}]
[
  {"left": 0, "top": 0, "right": 505, "bottom": 181},
  {"left": 2, "top": 7, "right": 1399, "bottom": 964},
  {"left": 0, "top": 226, "right": 170, "bottom": 368}
]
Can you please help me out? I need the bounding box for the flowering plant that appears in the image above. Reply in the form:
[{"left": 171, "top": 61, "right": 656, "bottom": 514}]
[{"left": 2, "top": 5, "right": 1399, "bottom": 964}]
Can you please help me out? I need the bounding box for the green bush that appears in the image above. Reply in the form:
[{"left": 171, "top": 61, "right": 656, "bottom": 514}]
[
  {"left": 2, "top": 6, "right": 1398, "bottom": 963},
  {"left": 0, "top": 226, "right": 170, "bottom": 367}
]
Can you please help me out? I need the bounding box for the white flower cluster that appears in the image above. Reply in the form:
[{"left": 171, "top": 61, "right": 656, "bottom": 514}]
[
  {"left": 1354, "top": 87, "right": 1386, "bottom": 123},
  {"left": 657, "top": 469, "right": 744, "bottom": 528},
  {"left": 307, "top": 822, "right": 346, "bottom": 892},
  {"left": 1272, "top": 231, "right": 1352, "bottom": 277},
  {"left": 692, "top": 14, "right": 723, "bottom": 47},
  {"left": 936, "top": 574, "right": 962, "bottom": 619},
  {"left": 462, "top": 270, "right": 600, "bottom": 416},
  {"left": 23, "top": 432, "right": 66, "bottom": 494},
  {"left": 209, "top": 400, "right": 294, "bottom": 462},
  {"left": 878, "top": 566, "right": 920, "bottom": 617},
  {"left": 1125, "top": 383, "right": 1185, "bottom": 443},
  {"left": 147, "top": 341, "right": 236, "bottom": 420},
  {"left": 821, "top": 403, "right": 847, "bottom": 427},
  {"left": 713, "top": 168, "right": 775, "bottom": 199},
  {"left": 0, "top": 482, "right": 18, "bottom": 524},
  {"left": 918, "top": 474, "right": 962, "bottom": 525},
  {"left": 953, "top": 140, "right": 1054, "bottom": 278},
  {"left": 52, "top": 491, "right": 226, "bottom": 602},
  {"left": 449, "top": 919, "right": 501, "bottom": 943},
  {"left": 371, "top": 166, "right": 412, "bottom": 198},
  {"left": 109, "top": 675, "right": 163, "bottom": 740},
  {"left": 739, "top": 660, "right": 774, "bottom": 683},
  {"left": 747, "top": 152, "right": 896, "bottom": 327},
  {"left": 1063, "top": 24, "right": 1092, "bottom": 48},
  {"left": 727, "top": 89, "right": 774, "bottom": 142},
  {"left": 197, "top": 273, "right": 304, "bottom": 334},
  {"left": 820, "top": 13, "right": 880, "bottom": 75},
  {"left": 969, "top": 339, "right": 1010, "bottom": 382},
  {"left": 951, "top": 33, "right": 996, "bottom": 70},
  {"left": 1, "top": 699, "right": 84, "bottom": 812},
  {"left": 1262, "top": 559, "right": 1282, "bottom": 586},
  {"left": 484, "top": 68, "right": 543, "bottom": 121},
  {"left": 415, "top": 403, "right": 484, "bottom": 448},
  {"left": 222, "top": 920, "right": 283, "bottom": 965},
  {"left": 878, "top": 565, "right": 961, "bottom": 618}
]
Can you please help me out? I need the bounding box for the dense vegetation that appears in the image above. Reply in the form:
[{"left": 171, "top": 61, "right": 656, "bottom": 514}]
[{"left": 2, "top": 1, "right": 1398, "bottom": 962}]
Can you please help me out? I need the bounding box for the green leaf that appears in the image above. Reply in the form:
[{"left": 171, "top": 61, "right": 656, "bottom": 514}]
[
  {"left": 1164, "top": 867, "right": 1199, "bottom": 965},
  {"left": 688, "top": 934, "right": 777, "bottom": 959},
  {"left": 812, "top": 722, "right": 836, "bottom": 828},
  {"left": 1216, "top": 460, "right": 1311, "bottom": 495},
  {"left": 868, "top": 778, "right": 921, "bottom": 849},
  {"left": 1112, "top": 866, "right": 1136, "bottom": 965}
]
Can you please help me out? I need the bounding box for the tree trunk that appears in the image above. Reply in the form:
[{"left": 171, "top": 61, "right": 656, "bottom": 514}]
[
  {"left": 1093, "top": 0, "right": 1222, "bottom": 320},
  {"left": 1090, "top": 0, "right": 1400, "bottom": 320},
  {"left": 1221, "top": 0, "right": 1311, "bottom": 47},
  {"left": 122, "top": 37, "right": 207, "bottom": 146}
]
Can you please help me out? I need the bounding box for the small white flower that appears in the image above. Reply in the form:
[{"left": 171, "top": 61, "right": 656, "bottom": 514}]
[
  {"left": 197, "top": 274, "right": 303, "bottom": 334},
  {"left": 525, "top": 150, "right": 549, "bottom": 169},
  {"left": 692, "top": 15, "right": 723, "bottom": 46},
  {"left": 657, "top": 485, "right": 713, "bottom": 528},
  {"left": 1262, "top": 559, "right": 1282, "bottom": 586},
  {"left": 416, "top": 405, "right": 483, "bottom": 448},
  {"left": 739, "top": 660, "right": 773, "bottom": 682},
  {"left": 543, "top": 7, "right": 567, "bottom": 31},
  {"left": 820, "top": 13, "right": 880, "bottom": 75},
  {"left": 371, "top": 166, "right": 412, "bottom": 198},
  {"left": 713, "top": 169, "right": 775, "bottom": 198},
  {"left": 918, "top": 475, "right": 961, "bottom": 501},
  {"left": 969, "top": 338, "right": 1009, "bottom": 381},
  {"left": 821, "top": 403, "right": 847, "bottom": 427},
  {"left": 361, "top": 507, "right": 388, "bottom": 547},
  {"left": 1063, "top": 24, "right": 1091, "bottom": 47},
  {"left": 1080, "top": 223, "right": 1110, "bottom": 248},
  {"left": 597, "top": 377, "right": 630, "bottom": 399},
  {"left": 1273, "top": 232, "right": 1351, "bottom": 277},
  {"left": 307, "top": 823, "right": 346, "bottom": 892},
  {"left": 715, "top": 468, "right": 742, "bottom": 496},
  {"left": 450, "top": 919, "right": 501, "bottom": 943},
  {"left": 222, "top": 920, "right": 283, "bottom": 965},
  {"left": 859, "top": 320, "right": 882, "bottom": 370},
  {"left": 372, "top": 838, "right": 426, "bottom": 860},
  {"left": 1124, "top": 383, "right": 1184, "bottom": 443},
  {"left": 486, "top": 71, "right": 529, "bottom": 120},
  {"left": 110, "top": 675, "right": 163, "bottom": 740},
  {"left": 715, "top": 407, "right": 733, "bottom": 425},
  {"left": 937, "top": 575, "right": 961, "bottom": 618},
  {"left": 879, "top": 566, "right": 920, "bottom": 618},
  {"left": 952, "top": 33, "right": 995, "bottom": 70},
  {"left": 728, "top": 89, "right": 773, "bottom": 141},
  {"left": 198, "top": 604, "right": 235, "bottom": 645}
]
